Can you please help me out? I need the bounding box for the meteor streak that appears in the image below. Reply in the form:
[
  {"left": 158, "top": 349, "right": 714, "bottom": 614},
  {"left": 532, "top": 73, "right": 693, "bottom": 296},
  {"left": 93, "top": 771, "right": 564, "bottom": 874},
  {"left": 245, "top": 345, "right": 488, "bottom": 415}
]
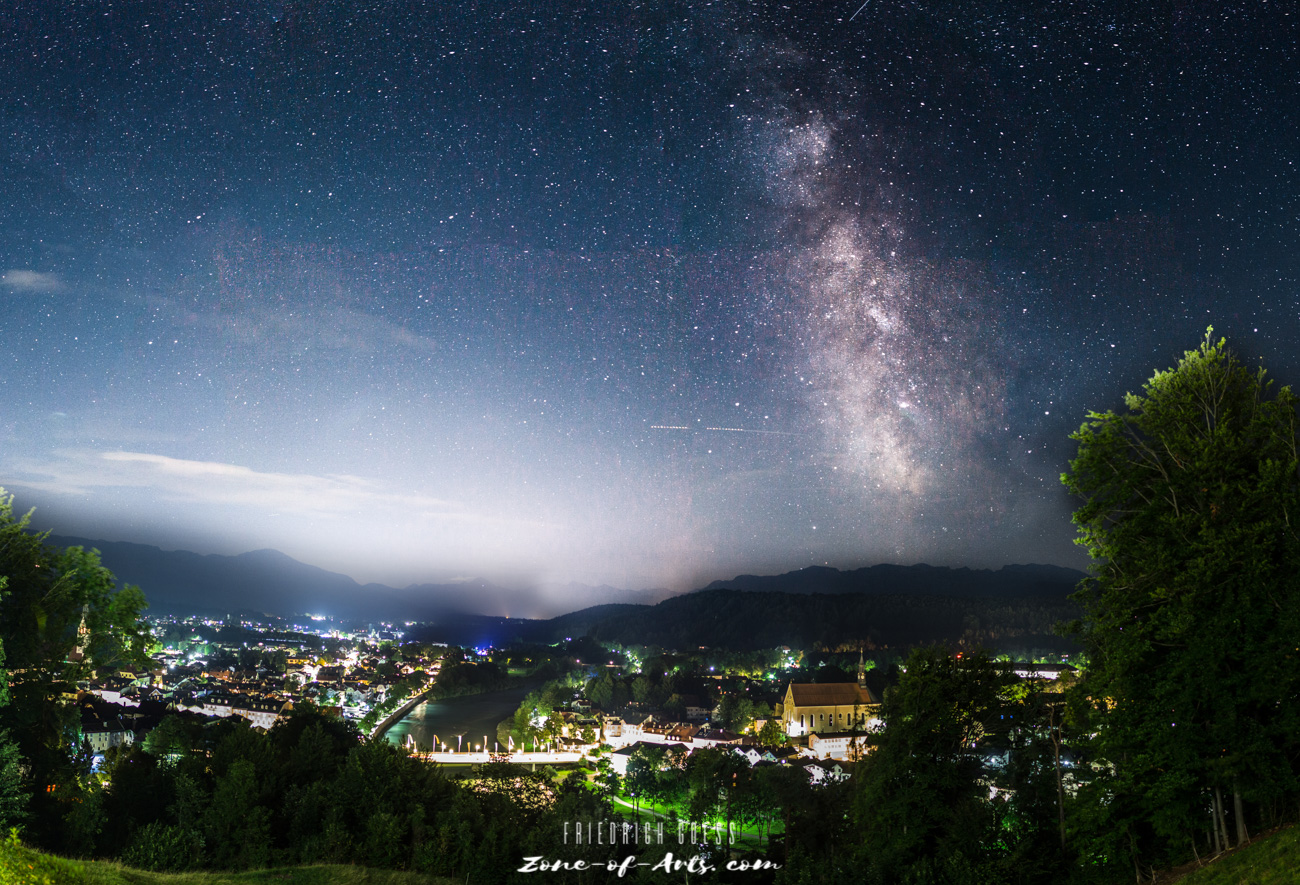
[
  {"left": 649, "top": 424, "right": 797, "bottom": 436},
  {"left": 706, "top": 426, "right": 797, "bottom": 436}
]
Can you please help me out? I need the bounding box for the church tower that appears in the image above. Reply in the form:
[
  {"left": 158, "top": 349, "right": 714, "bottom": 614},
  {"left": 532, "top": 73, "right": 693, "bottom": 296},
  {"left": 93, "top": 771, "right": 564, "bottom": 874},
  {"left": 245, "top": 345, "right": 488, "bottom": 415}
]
[{"left": 70, "top": 603, "right": 90, "bottom": 663}]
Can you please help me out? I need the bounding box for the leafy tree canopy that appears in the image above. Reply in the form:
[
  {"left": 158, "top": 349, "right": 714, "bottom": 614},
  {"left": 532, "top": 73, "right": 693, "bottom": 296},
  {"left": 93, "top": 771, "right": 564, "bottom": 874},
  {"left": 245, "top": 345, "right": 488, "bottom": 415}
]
[
  {"left": 1062, "top": 331, "right": 1300, "bottom": 869},
  {"left": 0, "top": 488, "right": 153, "bottom": 841}
]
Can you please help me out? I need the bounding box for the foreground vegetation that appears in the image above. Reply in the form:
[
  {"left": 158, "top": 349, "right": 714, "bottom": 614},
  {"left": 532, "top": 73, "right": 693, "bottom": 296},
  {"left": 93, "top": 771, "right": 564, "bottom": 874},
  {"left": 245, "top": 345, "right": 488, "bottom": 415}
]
[
  {"left": 0, "top": 829, "right": 455, "bottom": 885},
  {"left": 1173, "top": 825, "right": 1300, "bottom": 885}
]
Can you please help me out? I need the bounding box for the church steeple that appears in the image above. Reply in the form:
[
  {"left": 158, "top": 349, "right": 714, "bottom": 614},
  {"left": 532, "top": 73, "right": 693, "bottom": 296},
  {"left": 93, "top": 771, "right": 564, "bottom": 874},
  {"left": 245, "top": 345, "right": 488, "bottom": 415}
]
[
  {"left": 69, "top": 603, "right": 90, "bottom": 663},
  {"left": 857, "top": 645, "right": 866, "bottom": 688}
]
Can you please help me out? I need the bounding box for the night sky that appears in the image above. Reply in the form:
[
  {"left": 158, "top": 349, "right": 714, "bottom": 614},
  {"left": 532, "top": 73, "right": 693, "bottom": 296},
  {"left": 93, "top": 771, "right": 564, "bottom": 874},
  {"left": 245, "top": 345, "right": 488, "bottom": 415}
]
[{"left": 2, "top": 1, "right": 1297, "bottom": 598}]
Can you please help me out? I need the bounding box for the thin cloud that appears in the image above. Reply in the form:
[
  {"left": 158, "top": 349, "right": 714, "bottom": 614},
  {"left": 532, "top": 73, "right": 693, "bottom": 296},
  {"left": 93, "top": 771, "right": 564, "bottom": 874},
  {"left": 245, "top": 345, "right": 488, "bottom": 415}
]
[
  {"left": 2, "top": 270, "right": 63, "bottom": 293},
  {"left": 10, "top": 449, "right": 528, "bottom": 527}
]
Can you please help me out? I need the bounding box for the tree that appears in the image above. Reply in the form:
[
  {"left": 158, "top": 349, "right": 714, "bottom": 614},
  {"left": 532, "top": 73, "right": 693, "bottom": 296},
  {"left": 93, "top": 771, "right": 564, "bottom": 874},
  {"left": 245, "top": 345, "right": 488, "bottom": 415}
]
[
  {"left": 684, "top": 747, "right": 748, "bottom": 839},
  {"left": 756, "top": 718, "right": 787, "bottom": 748},
  {"left": 1062, "top": 331, "right": 1300, "bottom": 874},
  {"left": 0, "top": 489, "right": 152, "bottom": 844},
  {"left": 512, "top": 691, "right": 552, "bottom": 749},
  {"left": 852, "top": 647, "right": 1015, "bottom": 882},
  {"left": 594, "top": 756, "right": 621, "bottom": 799},
  {"left": 716, "top": 693, "right": 764, "bottom": 732},
  {"left": 0, "top": 575, "right": 25, "bottom": 831},
  {"left": 204, "top": 758, "right": 271, "bottom": 869},
  {"left": 625, "top": 743, "right": 674, "bottom": 819}
]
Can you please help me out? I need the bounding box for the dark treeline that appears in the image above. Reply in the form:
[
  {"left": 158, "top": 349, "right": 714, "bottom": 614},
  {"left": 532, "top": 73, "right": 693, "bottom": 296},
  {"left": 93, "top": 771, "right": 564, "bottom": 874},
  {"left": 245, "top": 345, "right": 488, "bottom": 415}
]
[
  {"left": 27, "top": 701, "right": 839, "bottom": 884},
  {"left": 408, "top": 590, "right": 1081, "bottom": 655},
  {"left": 55, "top": 707, "right": 622, "bottom": 880},
  {"left": 574, "top": 589, "right": 1080, "bottom": 654},
  {"left": 700, "top": 563, "right": 1083, "bottom": 598}
]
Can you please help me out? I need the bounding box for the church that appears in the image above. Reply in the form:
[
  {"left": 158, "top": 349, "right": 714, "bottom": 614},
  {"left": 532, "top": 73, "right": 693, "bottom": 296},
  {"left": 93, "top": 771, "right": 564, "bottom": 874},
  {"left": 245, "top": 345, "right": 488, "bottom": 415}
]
[{"left": 778, "top": 654, "right": 881, "bottom": 738}]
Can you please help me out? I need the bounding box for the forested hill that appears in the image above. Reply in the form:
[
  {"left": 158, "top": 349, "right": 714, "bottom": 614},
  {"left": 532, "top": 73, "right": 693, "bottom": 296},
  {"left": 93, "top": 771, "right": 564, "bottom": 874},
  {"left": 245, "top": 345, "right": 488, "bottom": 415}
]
[
  {"left": 700, "top": 563, "right": 1085, "bottom": 598},
  {"left": 411, "top": 587, "right": 1081, "bottom": 653},
  {"left": 557, "top": 587, "right": 1081, "bottom": 652}
]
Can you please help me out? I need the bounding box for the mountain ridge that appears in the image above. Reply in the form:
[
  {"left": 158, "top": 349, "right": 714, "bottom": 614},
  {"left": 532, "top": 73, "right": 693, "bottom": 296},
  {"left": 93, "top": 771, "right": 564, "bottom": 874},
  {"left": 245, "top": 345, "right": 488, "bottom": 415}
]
[
  {"left": 48, "top": 535, "right": 672, "bottom": 621},
  {"left": 49, "top": 535, "right": 1085, "bottom": 634},
  {"left": 700, "top": 562, "right": 1085, "bottom": 598}
]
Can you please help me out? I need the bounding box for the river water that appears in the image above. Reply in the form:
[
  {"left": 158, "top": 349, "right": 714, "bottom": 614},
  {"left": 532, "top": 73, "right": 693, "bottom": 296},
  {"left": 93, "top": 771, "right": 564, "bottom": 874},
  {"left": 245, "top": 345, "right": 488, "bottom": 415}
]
[{"left": 383, "top": 682, "right": 540, "bottom": 753}]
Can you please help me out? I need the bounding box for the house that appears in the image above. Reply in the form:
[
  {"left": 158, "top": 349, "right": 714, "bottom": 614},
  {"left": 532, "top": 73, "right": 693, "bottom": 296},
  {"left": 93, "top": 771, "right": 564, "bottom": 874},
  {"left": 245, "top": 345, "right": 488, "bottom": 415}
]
[
  {"left": 234, "top": 698, "right": 291, "bottom": 730},
  {"left": 187, "top": 692, "right": 290, "bottom": 730},
  {"left": 778, "top": 654, "right": 880, "bottom": 737},
  {"left": 642, "top": 721, "right": 699, "bottom": 744},
  {"left": 790, "top": 758, "right": 850, "bottom": 785},
  {"left": 680, "top": 695, "right": 711, "bottom": 722},
  {"left": 807, "top": 730, "right": 871, "bottom": 761},
  {"left": 91, "top": 675, "right": 139, "bottom": 706},
  {"left": 734, "top": 745, "right": 799, "bottom": 767},
  {"left": 140, "top": 685, "right": 169, "bottom": 704},
  {"left": 81, "top": 714, "right": 134, "bottom": 755},
  {"left": 611, "top": 741, "right": 691, "bottom": 775},
  {"left": 691, "top": 728, "right": 744, "bottom": 748},
  {"left": 200, "top": 692, "right": 237, "bottom": 718},
  {"left": 602, "top": 710, "right": 651, "bottom": 747},
  {"left": 1004, "top": 662, "right": 1078, "bottom": 681}
]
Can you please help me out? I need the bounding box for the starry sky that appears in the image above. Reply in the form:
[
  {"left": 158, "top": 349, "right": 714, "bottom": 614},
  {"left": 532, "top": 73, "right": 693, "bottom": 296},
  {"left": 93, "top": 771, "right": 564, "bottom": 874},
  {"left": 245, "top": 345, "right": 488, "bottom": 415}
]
[{"left": 2, "top": 1, "right": 1297, "bottom": 597}]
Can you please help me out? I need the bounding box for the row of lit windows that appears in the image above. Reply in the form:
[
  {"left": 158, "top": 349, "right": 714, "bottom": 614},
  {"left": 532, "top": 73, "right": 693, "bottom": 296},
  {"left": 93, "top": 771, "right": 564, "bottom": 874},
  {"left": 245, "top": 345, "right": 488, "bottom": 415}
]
[{"left": 798, "top": 711, "right": 870, "bottom": 728}]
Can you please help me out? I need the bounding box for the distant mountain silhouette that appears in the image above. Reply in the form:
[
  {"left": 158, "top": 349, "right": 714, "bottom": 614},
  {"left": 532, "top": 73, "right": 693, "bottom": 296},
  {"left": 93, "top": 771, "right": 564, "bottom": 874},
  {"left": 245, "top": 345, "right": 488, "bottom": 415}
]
[
  {"left": 564, "top": 585, "right": 1081, "bottom": 652},
  {"left": 49, "top": 535, "right": 1084, "bottom": 650},
  {"left": 48, "top": 536, "right": 666, "bottom": 621},
  {"left": 405, "top": 568, "right": 1085, "bottom": 652},
  {"left": 406, "top": 586, "right": 1083, "bottom": 653},
  {"left": 700, "top": 563, "right": 1085, "bottom": 598}
]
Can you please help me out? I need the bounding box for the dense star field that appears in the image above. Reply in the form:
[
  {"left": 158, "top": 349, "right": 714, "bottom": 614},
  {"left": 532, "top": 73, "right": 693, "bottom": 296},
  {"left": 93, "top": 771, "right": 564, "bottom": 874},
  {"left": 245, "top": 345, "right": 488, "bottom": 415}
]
[{"left": 1, "top": 1, "right": 1296, "bottom": 595}]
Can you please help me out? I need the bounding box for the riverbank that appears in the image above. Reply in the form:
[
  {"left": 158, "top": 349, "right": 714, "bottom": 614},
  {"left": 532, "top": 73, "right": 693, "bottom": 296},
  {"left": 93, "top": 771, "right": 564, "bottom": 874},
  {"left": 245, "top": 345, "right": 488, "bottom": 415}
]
[
  {"left": 382, "top": 676, "right": 550, "bottom": 751},
  {"left": 371, "top": 662, "right": 544, "bottom": 741},
  {"left": 370, "top": 685, "right": 437, "bottom": 739}
]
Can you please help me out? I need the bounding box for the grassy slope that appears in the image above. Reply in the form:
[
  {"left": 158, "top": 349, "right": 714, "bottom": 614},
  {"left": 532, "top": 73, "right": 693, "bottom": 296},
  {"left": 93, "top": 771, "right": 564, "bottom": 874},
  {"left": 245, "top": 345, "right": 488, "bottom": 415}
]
[
  {"left": 1155, "top": 825, "right": 1300, "bottom": 885},
  {"left": 6, "top": 819, "right": 1296, "bottom": 884},
  {"left": 0, "top": 836, "right": 457, "bottom": 885}
]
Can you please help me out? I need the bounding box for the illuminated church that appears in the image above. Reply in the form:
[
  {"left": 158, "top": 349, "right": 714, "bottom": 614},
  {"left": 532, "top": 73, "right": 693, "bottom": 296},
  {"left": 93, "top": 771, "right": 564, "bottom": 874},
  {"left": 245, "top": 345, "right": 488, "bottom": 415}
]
[{"left": 778, "top": 653, "right": 881, "bottom": 738}]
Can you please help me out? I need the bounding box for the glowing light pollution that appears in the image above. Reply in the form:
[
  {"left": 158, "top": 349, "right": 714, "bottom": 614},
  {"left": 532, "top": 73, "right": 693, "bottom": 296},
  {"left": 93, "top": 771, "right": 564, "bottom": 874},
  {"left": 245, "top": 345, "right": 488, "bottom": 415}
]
[{"left": 1, "top": 2, "right": 1294, "bottom": 607}]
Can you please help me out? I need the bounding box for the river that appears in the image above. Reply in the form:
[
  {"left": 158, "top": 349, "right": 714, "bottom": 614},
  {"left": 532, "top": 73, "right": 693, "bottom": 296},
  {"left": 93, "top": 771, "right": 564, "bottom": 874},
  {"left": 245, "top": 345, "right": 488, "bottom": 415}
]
[{"left": 383, "top": 681, "right": 541, "bottom": 753}]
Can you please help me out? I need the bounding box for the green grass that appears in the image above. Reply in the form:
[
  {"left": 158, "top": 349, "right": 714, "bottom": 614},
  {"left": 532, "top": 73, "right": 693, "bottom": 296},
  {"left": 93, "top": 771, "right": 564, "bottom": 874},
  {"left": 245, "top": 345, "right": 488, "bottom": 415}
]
[
  {"left": 607, "top": 793, "right": 783, "bottom": 849},
  {"left": 1168, "top": 825, "right": 1300, "bottom": 885},
  {"left": 0, "top": 833, "right": 456, "bottom": 885}
]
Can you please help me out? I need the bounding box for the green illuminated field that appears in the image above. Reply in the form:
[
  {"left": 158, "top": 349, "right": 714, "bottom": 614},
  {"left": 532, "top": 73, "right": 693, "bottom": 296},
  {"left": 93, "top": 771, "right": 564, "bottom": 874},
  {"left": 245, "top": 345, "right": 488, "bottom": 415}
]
[{"left": 0, "top": 834, "right": 456, "bottom": 885}]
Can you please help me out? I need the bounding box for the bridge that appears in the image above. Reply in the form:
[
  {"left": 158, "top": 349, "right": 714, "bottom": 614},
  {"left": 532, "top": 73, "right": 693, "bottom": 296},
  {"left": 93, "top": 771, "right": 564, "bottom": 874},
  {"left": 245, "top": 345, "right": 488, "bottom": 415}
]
[{"left": 398, "top": 735, "right": 584, "bottom": 764}]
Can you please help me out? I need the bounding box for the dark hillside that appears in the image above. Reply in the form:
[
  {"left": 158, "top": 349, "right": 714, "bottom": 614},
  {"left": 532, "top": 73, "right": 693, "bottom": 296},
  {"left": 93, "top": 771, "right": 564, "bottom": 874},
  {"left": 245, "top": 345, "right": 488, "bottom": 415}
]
[
  {"left": 409, "top": 588, "right": 1080, "bottom": 653},
  {"left": 702, "top": 563, "right": 1083, "bottom": 599},
  {"left": 575, "top": 588, "right": 1079, "bottom": 652}
]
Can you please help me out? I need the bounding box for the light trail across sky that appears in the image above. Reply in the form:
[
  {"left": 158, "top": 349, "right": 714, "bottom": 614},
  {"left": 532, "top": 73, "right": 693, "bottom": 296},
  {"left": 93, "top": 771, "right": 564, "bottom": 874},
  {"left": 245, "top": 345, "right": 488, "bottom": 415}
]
[{"left": 649, "top": 425, "right": 798, "bottom": 436}]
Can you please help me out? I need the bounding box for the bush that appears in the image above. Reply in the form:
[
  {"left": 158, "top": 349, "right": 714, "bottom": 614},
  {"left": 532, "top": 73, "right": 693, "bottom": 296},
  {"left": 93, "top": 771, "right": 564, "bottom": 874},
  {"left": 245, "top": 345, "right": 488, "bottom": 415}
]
[{"left": 120, "top": 821, "right": 204, "bottom": 871}]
